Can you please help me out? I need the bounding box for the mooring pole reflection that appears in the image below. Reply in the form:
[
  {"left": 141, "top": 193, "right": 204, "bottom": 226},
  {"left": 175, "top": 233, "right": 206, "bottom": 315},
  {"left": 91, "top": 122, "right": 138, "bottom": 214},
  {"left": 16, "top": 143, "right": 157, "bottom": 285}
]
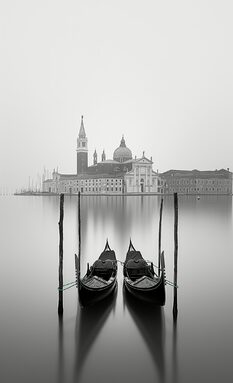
[
  {"left": 57, "top": 317, "right": 64, "bottom": 383},
  {"left": 172, "top": 318, "right": 179, "bottom": 383}
]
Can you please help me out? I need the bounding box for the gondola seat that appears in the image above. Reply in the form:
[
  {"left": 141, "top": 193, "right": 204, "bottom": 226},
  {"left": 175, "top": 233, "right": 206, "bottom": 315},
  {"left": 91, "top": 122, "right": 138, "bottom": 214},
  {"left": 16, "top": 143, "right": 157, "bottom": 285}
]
[{"left": 93, "top": 259, "right": 116, "bottom": 281}]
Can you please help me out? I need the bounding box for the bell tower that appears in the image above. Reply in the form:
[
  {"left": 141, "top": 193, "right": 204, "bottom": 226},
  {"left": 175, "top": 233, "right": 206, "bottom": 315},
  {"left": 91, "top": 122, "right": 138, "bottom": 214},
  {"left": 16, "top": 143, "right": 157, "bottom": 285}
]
[{"left": 77, "top": 116, "right": 88, "bottom": 174}]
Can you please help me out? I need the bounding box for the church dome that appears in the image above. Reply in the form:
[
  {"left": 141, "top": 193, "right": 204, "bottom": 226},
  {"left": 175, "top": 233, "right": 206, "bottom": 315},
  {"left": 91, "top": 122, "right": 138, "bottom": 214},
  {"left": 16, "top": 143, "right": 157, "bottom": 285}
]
[{"left": 113, "top": 136, "right": 132, "bottom": 162}]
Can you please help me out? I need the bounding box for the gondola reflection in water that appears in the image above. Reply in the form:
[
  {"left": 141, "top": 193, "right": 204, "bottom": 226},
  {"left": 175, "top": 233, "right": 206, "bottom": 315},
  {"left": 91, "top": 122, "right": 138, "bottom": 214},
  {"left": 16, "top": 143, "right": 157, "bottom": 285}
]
[
  {"left": 123, "top": 240, "right": 166, "bottom": 305},
  {"left": 75, "top": 240, "right": 117, "bottom": 307},
  {"left": 74, "top": 288, "right": 117, "bottom": 381},
  {"left": 124, "top": 288, "right": 165, "bottom": 382}
]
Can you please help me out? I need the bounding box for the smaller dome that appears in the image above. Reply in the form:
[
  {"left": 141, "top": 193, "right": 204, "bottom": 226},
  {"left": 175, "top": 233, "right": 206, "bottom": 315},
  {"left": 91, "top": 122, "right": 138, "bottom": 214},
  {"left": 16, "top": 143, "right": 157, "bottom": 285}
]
[{"left": 113, "top": 136, "right": 132, "bottom": 162}]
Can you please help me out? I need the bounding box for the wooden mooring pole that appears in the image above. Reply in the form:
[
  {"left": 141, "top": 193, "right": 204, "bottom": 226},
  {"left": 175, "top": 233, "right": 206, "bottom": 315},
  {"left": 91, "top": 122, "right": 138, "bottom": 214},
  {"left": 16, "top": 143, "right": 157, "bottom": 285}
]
[
  {"left": 78, "top": 192, "right": 81, "bottom": 264},
  {"left": 75, "top": 191, "right": 81, "bottom": 293},
  {"left": 158, "top": 198, "right": 164, "bottom": 276},
  {"left": 58, "top": 193, "right": 64, "bottom": 316},
  {"left": 173, "top": 192, "right": 178, "bottom": 320}
]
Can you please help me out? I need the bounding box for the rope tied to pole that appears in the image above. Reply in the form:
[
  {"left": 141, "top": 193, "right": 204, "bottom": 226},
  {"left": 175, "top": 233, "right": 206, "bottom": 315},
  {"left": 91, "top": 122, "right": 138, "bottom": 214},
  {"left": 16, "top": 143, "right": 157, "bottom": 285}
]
[
  {"left": 58, "top": 283, "right": 76, "bottom": 292},
  {"left": 165, "top": 280, "right": 179, "bottom": 288},
  {"left": 62, "top": 280, "right": 76, "bottom": 287},
  {"left": 116, "top": 259, "right": 125, "bottom": 266}
]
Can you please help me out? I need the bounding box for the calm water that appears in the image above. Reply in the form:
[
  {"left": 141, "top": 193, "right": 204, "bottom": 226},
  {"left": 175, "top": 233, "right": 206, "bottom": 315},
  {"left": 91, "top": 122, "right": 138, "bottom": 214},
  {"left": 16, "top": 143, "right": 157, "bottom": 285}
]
[{"left": 0, "top": 195, "right": 233, "bottom": 383}]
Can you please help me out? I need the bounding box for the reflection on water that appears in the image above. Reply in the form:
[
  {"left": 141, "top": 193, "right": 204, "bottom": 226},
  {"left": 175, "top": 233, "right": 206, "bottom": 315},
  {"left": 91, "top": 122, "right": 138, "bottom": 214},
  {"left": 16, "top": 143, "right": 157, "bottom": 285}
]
[
  {"left": 172, "top": 319, "right": 178, "bottom": 383},
  {"left": 124, "top": 288, "right": 165, "bottom": 382},
  {"left": 0, "top": 195, "right": 233, "bottom": 383},
  {"left": 57, "top": 317, "right": 64, "bottom": 383},
  {"left": 73, "top": 288, "right": 117, "bottom": 382}
]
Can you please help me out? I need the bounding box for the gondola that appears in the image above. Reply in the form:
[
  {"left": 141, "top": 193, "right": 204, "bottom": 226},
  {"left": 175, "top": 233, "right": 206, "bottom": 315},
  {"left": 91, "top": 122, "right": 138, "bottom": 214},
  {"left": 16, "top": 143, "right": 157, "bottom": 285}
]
[
  {"left": 123, "top": 240, "right": 166, "bottom": 305},
  {"left": 75, "top": 240, "right": 117, "bottom": 307}
]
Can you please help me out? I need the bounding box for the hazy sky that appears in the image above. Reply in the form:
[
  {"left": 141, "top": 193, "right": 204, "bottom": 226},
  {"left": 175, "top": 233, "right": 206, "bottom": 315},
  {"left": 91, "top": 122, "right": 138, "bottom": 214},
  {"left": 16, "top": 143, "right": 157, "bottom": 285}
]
[{"left": 1, "top": 0, "right": 233, "bottom": 190}]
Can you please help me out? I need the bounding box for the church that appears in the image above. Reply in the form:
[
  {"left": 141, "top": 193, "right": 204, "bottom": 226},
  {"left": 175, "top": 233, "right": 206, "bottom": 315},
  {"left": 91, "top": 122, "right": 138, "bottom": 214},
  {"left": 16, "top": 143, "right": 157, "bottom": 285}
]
[
  {"left": 43, "top": 116, "right": 161, "bottom": 194},
  {"left": 43, "top": 116, "right": 232, "bottom": 195}
]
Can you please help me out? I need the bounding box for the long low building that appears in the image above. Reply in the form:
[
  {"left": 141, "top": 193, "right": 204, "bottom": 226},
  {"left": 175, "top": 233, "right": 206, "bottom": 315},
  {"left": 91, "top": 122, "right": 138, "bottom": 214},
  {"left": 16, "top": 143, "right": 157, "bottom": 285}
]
[
  {"left": 43, "top": 172, "right": 125, "bottom": 194},
  {"left": 160, "top": 169, "right": 232, "bottom": 195}
]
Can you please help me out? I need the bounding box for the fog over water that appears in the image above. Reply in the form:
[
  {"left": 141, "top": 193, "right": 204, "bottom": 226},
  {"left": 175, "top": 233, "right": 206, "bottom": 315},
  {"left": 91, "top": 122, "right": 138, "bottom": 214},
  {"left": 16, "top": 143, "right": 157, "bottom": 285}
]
[
  {"left": 0, "top": 195, "right": 233, "bottom": 383},
  {"left": 1, "top": 2, "right": 233, "bottom": 381},
  {"left": 1, "top": 1, "right": 233, "bottom": 191}
]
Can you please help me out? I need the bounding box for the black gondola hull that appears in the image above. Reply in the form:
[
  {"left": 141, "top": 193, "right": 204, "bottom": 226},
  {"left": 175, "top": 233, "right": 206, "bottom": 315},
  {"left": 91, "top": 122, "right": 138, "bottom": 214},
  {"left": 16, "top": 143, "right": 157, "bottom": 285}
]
[
  {"left": 124, "top": 278, "right": 165, "bottom": 305},
  {"left": 79, "top": 279, "right": 117, "bottom": 307}
]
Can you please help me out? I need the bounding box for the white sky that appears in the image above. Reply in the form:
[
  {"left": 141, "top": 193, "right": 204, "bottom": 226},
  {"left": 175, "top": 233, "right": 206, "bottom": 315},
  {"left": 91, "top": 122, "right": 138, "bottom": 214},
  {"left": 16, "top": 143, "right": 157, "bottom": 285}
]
[{"left": 1, "top": 0, "right": 233, "bottom": 190}]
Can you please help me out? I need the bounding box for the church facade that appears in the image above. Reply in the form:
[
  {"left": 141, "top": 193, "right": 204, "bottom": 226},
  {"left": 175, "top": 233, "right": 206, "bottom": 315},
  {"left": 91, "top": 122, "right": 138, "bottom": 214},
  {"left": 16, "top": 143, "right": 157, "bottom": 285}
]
[
  {"left": 43, "top": 116, "right": 160, "bottom": 194},
  {"left": 43, "top": 116, "right": 232, "bottom": 195}
]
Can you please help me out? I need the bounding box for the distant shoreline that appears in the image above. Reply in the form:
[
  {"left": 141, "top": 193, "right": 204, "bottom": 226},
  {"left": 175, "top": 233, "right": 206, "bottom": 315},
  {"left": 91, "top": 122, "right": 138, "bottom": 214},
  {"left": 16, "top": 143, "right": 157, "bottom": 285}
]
[{"left": 13, "top": 192, "right": 233, "bottom": 197}]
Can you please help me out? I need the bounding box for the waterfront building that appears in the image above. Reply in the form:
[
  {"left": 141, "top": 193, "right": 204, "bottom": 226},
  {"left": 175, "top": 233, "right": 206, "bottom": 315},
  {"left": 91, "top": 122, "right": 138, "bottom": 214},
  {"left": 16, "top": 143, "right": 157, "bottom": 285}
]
[
  {"left": 43, "top": 116, "right": 160, "bottom": 194},
  {"left": 43, "top": 173, "right": 124, "bottom": 194},
  {"left": 160, "top": 169, "right": 232, "bottom": 195},
  {"left": 124, "top": 154, "right": 160, "bottom": 193},
  {"left": 42, "top": 116, "right": 232, "bottom": 195}
]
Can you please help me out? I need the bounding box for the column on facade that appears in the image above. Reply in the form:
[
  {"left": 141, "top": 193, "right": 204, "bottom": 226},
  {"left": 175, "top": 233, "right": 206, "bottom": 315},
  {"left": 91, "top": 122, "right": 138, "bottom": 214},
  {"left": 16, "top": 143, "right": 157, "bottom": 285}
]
[
  {"left": 150, "top": 167, "right": 152, "bottom": 192},
  {"left": 148, "top": 166, "right": 151, "bottom": 192},
  {"left": 138, "top": 166, "right": 141, "bottom": 192},
  {"left": 133, "top": 166, "right": 137, "bottom": 192}
]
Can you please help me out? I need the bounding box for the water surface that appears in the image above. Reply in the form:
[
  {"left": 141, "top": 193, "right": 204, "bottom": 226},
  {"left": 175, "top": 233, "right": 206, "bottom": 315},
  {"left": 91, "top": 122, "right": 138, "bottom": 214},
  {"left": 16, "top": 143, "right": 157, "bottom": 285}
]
[{"left": 0, "top": 195, "right": 232, "bottom": 383}]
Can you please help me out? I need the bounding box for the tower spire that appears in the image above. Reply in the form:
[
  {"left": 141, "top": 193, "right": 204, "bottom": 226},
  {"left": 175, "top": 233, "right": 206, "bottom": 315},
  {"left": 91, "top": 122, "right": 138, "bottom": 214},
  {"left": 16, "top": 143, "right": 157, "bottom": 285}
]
[
  {"left": 79, "top": 115, "right": 86, "bottom": 138},
  {"left": 102, "top": 149, "right": 106, "bottom": 162},
  {"left": 77, "top": 115, "right": 88, "bottom": 174}
]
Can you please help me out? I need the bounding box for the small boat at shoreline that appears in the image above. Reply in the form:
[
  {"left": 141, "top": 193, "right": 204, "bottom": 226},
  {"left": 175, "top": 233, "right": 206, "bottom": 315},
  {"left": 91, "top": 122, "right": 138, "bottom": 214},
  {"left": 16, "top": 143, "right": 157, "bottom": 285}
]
[
  {"left": 123, "top": 240, "right": 166, "bottom": 305},
  {"left": 75, "top": 240, "right": 117, "bottom": 307}
]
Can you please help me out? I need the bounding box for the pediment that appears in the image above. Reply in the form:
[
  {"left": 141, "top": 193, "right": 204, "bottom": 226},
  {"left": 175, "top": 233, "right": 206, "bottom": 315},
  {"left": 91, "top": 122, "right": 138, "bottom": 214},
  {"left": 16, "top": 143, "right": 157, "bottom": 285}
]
[{"left": 135, "top": 156, "right": 152, "bottom": 164}]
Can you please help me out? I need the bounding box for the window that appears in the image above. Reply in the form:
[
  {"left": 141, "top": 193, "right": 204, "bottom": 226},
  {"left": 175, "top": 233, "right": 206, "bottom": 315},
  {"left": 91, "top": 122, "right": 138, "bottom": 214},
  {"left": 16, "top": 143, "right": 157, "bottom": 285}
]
[{"left": 82, "top": 142, "right": 85, "bottom": 147}]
